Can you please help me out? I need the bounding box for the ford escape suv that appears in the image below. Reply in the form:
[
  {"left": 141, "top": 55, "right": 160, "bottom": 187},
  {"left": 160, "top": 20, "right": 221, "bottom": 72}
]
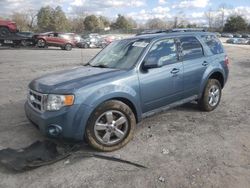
[{"left": 25, "top": 30, "right": 229, "bottom": 151}]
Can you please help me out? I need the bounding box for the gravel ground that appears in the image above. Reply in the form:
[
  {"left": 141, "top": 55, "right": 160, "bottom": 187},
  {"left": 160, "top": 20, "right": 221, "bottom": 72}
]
[{"left": 0, "top": 44, "right": 250, "bottom": 188}]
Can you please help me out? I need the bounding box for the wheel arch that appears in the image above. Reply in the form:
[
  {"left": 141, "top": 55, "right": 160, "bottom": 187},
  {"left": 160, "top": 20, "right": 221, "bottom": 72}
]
[
  {"left": 74, "top": 93, "right": 142, "bottom": 141},
  {"left": 199, "top": 70, "right": 225, "bottom": 98},
  {"left": 209, "top": 71, "right": 224, "bottom": 88},
  {"left": 108, "top": 97, "right": 139, "bottom": 123}
]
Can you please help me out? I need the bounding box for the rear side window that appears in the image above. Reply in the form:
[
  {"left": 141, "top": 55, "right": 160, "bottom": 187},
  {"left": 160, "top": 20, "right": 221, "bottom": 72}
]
[
  {"left": 179, "top": 36, "right": 204, "bottom": 60},
  {"left": 201, "top": 35, "right": 224, "bottom": 54}
]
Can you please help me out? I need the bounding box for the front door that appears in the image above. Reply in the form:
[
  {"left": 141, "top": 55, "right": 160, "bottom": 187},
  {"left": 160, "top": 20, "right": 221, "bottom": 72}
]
[{"left": 138, "top": 38, "right": 183, "bottom": 113}]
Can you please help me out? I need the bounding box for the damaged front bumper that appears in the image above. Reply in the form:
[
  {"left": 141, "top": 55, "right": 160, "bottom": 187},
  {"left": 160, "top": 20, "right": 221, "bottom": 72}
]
[{"left": 24, "top": 101, "right": 92, "bottom": 140}]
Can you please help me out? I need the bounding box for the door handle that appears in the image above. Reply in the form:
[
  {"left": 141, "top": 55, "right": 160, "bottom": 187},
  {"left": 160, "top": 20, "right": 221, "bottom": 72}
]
[
  {"left": 202, "top": 61, "right": 209, "bottom": 66},
  {"left": 171, "top": 68, "right": 180, "bottom": 74}
]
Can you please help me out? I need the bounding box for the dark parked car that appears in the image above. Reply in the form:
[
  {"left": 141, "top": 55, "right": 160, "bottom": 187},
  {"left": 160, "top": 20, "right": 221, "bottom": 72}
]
[
  {"left": 226, "top": 38, "right": 248, "bottom": 44},
  {"left": 242, "top": 34, "right": 250, "bottom": 38},
  {"left": 16, "top": 32, "right": 34, "bottom": 46},
  {"left": 25, "top": 31, "right": 229, "bottom": 151},
  {"left": 233, "top": 33, "right": 242, "bottom": 38},
  {"left": 33, "top": 32, "right": 76, "bottom": 50}
]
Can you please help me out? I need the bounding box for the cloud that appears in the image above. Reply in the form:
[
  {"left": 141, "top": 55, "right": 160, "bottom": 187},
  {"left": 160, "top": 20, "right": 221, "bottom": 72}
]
[
  {"left": 127, "top": 6, "right": 171, "bottom": 22},
  {"left": 173, "top": 0, "right": 209, "bottom": 9},
  {"left": 191, "top": 12, "right": 204, "bottom": 18},
  {"left": 70, "top": 0, "right": 145, "bottom": 8},
  {"left": 158, "top": 0, "right": 167, "bottom": 5},
  {"left": 0, "top": 0, "right": 146, "bottom": 17}
]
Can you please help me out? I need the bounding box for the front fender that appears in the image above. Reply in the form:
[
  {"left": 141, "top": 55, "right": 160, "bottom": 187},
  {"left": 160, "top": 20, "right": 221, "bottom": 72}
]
[
  {"left": 73, "top": 84, "right": 141, "bottom": 140},
  {"left": 84, "top": 84, "right": 141, "bottom": 117}
]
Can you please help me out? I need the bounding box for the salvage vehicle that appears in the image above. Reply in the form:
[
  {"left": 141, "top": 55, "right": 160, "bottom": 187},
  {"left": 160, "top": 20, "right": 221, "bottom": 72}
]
[
  {"left": 0, "top": 19, "right": 34, "bottom": 47},
  {"left": 0, "top": 19, "right": 18, "bottom": 37},
  {"left": 77, "top": 37, "right": 109, "bottom": 48},
  {"left": 221, "top": 33, "right": 233, "bottom": 38},
  {"left": 25, "top": 30, "right": 229, "bottom": 151},
  {"left": 77, "top": 33, "right": 108, "bottom": 48},
  {"left": 33, "top": 32, "right": 76, "bottom": 50}
]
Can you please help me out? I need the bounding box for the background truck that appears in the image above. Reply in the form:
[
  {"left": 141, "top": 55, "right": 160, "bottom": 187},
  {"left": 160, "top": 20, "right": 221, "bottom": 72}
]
[{"left": 0, "top": 19, "right": 33, "bottom": 47}]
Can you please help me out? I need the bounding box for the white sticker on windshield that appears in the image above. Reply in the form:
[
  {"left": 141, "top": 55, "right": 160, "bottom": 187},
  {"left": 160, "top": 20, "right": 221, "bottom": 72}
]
[{"left": 132, "top": 42, "right": 149, "bottom": 48}]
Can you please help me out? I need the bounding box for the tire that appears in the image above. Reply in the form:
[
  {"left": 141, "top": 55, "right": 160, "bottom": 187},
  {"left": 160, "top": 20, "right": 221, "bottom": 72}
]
[
  {"left": 21, "top": 40, "right": 28, "bottom": 47},
  {"left": 101, "top": 43, "right": 106, "bottom": 48},
  {"left": 0, "top": 27, "right": 10, "bottom": 37},
  {"left": 84, "top": 43, "right": 88, "bottom": 48},
  {"left": 198, "top": 79, "right": 222, "bottom": 111},
  {"left": 37, "top": 39, "right": 46, "bottom": 48},
  {"left": 85, "top": 100, "right": 136, "bottom": 152},
  {"left": 64, "top": 43, "right": 72, "bottom": 51}
]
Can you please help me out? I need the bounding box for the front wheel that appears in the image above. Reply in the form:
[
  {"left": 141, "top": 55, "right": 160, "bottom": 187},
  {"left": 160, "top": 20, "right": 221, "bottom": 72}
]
[
  {"left": 85, "top": 100, "right": 136, "bottom": 152},
  {"left": 64, "top": 43, "right": 72, "bottom": 51},
  {"left": 198, "top": 79, "right": 222, "bottom": 111},
  {"left": 37, "top": 39, "right": 46, "bottom": 48}
]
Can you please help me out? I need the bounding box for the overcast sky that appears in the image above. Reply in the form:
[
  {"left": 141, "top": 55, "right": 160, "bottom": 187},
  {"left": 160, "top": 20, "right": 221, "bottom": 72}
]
[{"left": 0, "top": 0, "right": 250, "bottom": 24}]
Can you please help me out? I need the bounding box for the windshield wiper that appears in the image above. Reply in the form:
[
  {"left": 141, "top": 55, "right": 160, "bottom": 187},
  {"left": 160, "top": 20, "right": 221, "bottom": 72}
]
[{"left": 91, "top": 64, "right": 110, "bottom": 68}]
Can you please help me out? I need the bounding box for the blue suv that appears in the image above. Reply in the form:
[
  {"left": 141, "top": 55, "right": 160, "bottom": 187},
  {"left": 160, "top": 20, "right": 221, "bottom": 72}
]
[{"left": 25, "top": 30, "right": 229, "bottom": 151}]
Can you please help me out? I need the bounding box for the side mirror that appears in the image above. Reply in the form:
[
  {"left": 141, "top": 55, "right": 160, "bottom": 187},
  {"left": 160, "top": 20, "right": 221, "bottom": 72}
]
[{"left": 142, "top": 57, "right": 161, "bottom": 69}]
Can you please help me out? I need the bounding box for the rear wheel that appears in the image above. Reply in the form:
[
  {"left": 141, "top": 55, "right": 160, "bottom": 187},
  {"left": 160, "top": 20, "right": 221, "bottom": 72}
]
[
  {"left": 85, "top": 100, "right": 136, "bottom": 151},
  {"left": 198, "top": 79, "right": 222, "bottom": 111},
  {"left": 0, "top": 27, "right": 10, "bottom": 37}
]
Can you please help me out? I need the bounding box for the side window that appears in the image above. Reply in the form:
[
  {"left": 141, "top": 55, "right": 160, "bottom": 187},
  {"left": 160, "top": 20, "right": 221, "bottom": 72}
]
[
  {"left": 145, "top": 38, "right": 177, "bottom": 66},
  {"left": 201, "top": 35, "right": 224, "bottom": 54},
  {"left": 179, "top": 36, "right": 204, "bottom": 60}
]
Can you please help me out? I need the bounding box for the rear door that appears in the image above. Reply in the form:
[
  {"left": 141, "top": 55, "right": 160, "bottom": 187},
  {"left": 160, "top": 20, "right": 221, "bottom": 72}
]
[
  {"left": 138, "top": 38, "right": 184, "bottom": 113},
  {"left": 47, "top": 33, "right": 65, "bottom": 45},
  {"left": 177, "top": 36, "right": 207, "bottom": 98}
]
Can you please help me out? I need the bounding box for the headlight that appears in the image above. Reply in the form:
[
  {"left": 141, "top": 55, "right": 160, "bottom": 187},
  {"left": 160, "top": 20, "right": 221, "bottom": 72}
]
[{"left": 45, "top": 94, "right": 74, "bottom": 111}]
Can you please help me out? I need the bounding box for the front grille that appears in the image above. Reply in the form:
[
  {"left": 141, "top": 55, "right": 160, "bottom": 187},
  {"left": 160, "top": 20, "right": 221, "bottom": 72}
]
[{"left": 28, "top": 89, "right": 46, "bottom": 112}]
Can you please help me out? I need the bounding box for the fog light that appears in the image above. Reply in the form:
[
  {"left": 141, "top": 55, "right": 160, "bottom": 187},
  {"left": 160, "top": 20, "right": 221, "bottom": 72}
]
[{"left": 48, "top": 125, "right": 62, "bottom": 137}]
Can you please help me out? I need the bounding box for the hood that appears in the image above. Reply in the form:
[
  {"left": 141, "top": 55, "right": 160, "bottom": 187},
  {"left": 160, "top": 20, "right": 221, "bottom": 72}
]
[{"left": 29, "top": 66, "right": 125, "bottom": 93}]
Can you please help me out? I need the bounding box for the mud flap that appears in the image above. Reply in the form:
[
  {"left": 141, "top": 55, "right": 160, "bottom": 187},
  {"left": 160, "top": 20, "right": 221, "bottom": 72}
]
[{"left": 0, "top": 140, "right": 147, "bottom": 171}]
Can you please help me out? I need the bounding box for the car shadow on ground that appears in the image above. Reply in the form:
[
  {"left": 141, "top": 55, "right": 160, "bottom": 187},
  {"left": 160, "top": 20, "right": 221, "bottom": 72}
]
[{"left": 175, "top": 101, "right": 201, "bottom": 112}]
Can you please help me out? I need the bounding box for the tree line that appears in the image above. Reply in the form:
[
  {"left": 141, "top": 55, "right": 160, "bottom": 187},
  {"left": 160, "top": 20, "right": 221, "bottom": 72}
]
[{"left": 3, "top": 5, "right": 250, "bottom": 34}]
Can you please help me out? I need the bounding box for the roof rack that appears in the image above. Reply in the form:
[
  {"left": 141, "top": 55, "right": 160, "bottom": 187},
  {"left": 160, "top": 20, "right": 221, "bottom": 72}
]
[{"left": 136, "top": 28, "right": 207, "bottom": 36}]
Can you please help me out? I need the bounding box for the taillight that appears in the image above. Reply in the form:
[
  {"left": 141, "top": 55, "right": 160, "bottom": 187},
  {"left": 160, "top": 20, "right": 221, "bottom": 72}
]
[{"left": 224, "top": 55, "right": 229, "bottom": 66}]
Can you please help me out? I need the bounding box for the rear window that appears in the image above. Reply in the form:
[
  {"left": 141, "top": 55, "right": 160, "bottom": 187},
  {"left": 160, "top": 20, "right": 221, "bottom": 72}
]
[
  {"left": 201, "top": 35, "right": 224, "bottom": 54},
  {"left": 179, "top": 36, "right": 204, "bottom": 60}
]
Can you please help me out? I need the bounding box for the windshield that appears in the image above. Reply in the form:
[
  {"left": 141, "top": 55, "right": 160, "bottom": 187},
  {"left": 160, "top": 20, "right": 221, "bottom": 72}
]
[{"left": 89, "top": 38, "right": 150, "bottom": 70}]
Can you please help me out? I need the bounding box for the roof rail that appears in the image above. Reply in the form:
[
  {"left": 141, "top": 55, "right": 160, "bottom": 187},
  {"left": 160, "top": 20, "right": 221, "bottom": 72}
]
[
  {"left": 136, "top": 28, "right": 207, "bottom": 36},
  {"left": 171, "top": 28, "right": 207, "bottom": 32}
]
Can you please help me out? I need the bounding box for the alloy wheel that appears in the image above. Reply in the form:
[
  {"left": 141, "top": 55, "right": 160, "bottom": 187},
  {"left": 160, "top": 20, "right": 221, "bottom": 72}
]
[
  {"left": 94, "top": 110, "right": 128, "bottom": 145},
  {"left": 208, "top": 85, "right": 220, "bottom": 107}
]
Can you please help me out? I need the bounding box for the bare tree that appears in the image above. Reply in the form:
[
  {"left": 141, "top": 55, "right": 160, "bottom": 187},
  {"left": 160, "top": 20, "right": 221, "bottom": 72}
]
[
  {"left": 27, "top": 9, "right": 37, "bottom": 31},
  {"left": 11, "top": 12, "right": 29, "bottom": 31},
  {"left": 204, "top": 8, "right": 215, "bottom": 29},
  {"left": 145, "top": 18, "right": 166, "bottom": 29},
  {"left": 173, "top": 11, "right": 186, "bottom": 28}
]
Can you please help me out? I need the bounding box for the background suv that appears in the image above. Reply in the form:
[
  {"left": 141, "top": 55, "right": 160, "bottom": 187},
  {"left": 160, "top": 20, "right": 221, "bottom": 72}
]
[
  {"left": 34, "top": 32, "right": 76, "bottom": 50},
  {"left": 25, "top": 30, "right": 229, "bottom": 151}
]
